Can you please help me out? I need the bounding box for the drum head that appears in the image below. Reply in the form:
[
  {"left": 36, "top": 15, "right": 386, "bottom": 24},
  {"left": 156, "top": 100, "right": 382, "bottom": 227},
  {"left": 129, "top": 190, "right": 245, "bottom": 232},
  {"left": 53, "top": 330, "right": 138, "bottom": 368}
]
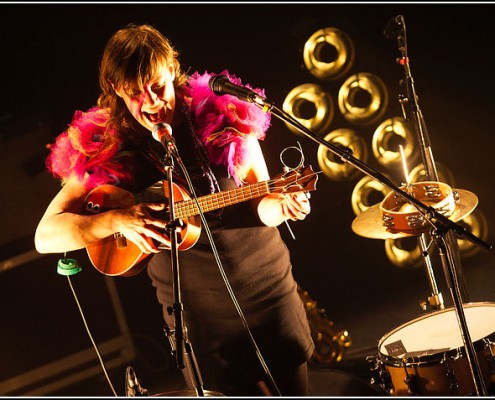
[{"left": 379, "top": 302, "right": 495, "bottom": 359}]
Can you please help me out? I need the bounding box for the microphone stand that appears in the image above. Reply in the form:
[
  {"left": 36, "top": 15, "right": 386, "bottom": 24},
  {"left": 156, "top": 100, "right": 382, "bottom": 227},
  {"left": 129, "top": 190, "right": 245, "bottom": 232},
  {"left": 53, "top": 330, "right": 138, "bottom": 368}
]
[
  {"left": 161, "top": 146, "right": 206, "bottom": 397},
  {"left": 254, "top": 73, "right": 492, "bottom": 398},
  {"left": 386, "top": 15, "right": 489, "bottom": 396}
]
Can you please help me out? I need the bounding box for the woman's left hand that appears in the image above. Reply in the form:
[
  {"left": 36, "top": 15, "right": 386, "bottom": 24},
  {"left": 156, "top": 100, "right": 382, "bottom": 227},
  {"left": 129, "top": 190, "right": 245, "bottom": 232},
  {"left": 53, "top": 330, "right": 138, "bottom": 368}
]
[{"left": 280, "top": 192, "right": 311, "bottom": 221}]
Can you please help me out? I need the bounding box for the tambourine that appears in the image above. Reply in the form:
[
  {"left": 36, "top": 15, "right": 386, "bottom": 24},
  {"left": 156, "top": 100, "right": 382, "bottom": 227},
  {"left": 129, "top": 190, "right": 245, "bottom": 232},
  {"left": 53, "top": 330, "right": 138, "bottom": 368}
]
[{"left": 379, "top": 181, "right": 456, "bottom": 234}]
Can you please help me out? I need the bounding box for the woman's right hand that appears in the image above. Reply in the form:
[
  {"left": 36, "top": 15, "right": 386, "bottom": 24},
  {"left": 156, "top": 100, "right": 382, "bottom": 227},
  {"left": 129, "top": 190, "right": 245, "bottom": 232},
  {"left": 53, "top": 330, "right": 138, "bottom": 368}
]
[
  {"left": 111, "top": 203, "right": 171, "bottom": 254},
  {"left": 35, "top": 176, "right": 174, "bottom": 255}
]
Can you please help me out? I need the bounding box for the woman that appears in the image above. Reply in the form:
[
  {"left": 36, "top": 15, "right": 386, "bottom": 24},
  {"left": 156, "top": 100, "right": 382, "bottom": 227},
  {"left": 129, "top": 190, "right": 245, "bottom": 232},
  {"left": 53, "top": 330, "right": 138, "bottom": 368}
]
[{"left": 35, "top": 23, "right": 314, "bottom": 396}]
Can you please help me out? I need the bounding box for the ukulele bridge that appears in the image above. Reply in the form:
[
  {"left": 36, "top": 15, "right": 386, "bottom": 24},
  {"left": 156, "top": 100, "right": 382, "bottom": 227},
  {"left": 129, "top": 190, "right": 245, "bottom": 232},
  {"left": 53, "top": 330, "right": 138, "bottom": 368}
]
[{"left": 114, "top": 232, "right": 127, "bottom": 248}]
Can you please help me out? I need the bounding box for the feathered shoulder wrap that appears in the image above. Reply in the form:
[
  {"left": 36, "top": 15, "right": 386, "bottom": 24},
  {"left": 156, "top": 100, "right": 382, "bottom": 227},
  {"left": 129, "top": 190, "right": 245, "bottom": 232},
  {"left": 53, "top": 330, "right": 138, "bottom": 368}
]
[
  {"left": 45, "top": 107, "right": 132, "bottom": 189},
  {"left": 184, "top": 70, "right": 271, "bottom": 185},
  {"left": 46, "top": 71, "right": 271, "bottom": 189}
]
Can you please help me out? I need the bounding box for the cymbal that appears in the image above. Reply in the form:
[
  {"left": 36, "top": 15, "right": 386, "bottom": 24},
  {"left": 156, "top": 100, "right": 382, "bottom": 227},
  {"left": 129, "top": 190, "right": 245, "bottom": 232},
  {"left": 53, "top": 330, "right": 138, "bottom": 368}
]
[{"left": 351, "top": 188, "right": 478, "bottom": 240}]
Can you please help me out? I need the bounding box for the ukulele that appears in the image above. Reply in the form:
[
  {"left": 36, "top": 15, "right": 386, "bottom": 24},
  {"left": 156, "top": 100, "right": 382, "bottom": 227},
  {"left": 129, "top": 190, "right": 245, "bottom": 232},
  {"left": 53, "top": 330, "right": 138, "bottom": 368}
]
[{"left": 84, "top": 165, "right": 319, "bottom": 277}]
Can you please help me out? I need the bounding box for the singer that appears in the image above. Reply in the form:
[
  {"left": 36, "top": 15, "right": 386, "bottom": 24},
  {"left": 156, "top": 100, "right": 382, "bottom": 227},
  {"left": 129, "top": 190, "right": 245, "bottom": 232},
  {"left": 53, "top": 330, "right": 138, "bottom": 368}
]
[{"left": 34, "top": 24, "right": 313, "bottom": 396}]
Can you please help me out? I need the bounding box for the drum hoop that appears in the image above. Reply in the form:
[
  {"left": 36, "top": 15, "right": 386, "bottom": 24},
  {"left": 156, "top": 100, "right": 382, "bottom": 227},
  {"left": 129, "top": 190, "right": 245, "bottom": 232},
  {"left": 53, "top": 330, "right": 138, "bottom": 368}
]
[
  {"left": 377, "top": 302, "right": 495, "bottom": 365},
  {"left": 378, "top": 334, "right": 494, "bottom": 367}
]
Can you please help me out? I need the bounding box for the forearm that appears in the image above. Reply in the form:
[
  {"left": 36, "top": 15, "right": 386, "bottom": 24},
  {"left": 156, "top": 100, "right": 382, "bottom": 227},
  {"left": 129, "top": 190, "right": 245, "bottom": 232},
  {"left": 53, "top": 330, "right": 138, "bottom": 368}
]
[{"left": 35, "top": 211, "right": 119, "bottom": 254}]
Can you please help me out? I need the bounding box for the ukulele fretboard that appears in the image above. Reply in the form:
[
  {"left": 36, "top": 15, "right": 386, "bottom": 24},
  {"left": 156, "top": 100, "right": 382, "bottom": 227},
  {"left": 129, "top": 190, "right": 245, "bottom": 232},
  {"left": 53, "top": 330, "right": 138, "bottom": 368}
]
[{"left": 175, "top": 180, "right": 273, "bottom": 218}]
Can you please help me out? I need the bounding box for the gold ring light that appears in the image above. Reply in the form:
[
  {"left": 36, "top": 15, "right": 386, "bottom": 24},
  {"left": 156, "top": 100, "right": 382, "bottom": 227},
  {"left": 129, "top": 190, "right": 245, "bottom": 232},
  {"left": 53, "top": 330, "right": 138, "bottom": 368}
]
[
  {"left": 372, "top": 117, "right": 416, "bottom": 167},
  {"left": 338, "top": 73, "right": 388, "bottom": 126},
  {"left": 282, "top": 83, "right": 334, "bottom": 136},
  {"left": 303, "top": 27, "right": 355, "bottom": 81},
  {"left": 385, "top": 237, "right": 422, "bottom": 268},
  {"left": 317, "top": 129, "right": 368, "bottom": 182},
  {"left": 351, "top": 175, "right": 390, "bottom": 216}
]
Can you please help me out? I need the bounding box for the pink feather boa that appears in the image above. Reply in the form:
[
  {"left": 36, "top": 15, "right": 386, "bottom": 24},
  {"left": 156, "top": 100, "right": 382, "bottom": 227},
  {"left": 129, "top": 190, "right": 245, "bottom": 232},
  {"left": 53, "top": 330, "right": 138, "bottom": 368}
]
[
  {"left": 185, "top": 70, "right": 271, "bottom": 185},
  {"left": 46, "top": 107, "right": 132, "bottom": 189},
  {"left": 46, "top": 71, "right": 271, "bottom": 189}
]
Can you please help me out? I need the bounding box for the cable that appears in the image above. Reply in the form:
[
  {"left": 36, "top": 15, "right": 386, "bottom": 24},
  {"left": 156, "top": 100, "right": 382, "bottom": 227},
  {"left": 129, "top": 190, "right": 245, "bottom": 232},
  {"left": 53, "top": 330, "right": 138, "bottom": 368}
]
[
  {"left": 58, "top": 256, "right": 118, "bottom": 397},
  {"left": 175, "top": 157, "right": 282, "bottom": 396}
]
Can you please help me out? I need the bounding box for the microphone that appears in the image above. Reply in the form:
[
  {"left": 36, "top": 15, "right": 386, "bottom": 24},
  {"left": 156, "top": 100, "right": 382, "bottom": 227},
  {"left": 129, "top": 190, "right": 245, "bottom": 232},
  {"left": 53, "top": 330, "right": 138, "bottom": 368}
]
[
  {"left": 384, "top": 15, "right": 405, "bottom": 39},
  {"left": 152, "top": 122, "right": 178, "bottom": 156},
  {"left": 125, "top": 366, "right": 149, "bottom": 397},
  {"left": 208, "top": 74, "right": 271, "bottom": 107}
]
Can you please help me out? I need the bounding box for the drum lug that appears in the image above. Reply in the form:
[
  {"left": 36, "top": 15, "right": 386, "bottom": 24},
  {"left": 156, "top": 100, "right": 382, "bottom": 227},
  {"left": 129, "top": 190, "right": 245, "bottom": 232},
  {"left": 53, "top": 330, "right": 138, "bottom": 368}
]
[
  {"left": 485, "top": 339, "right": 495, "bottom": 375},
  {"left": 486, "top": 354, "right": 495, "bottom": 375},
  {"left": 446, "top": 367, "right": 459, "bottom": 393},
  {"left": 442, "top": 356, "right": 460, "bottom": 393},
  {"left": 366, "top": 355, "right": 393, "bottom": 394}
]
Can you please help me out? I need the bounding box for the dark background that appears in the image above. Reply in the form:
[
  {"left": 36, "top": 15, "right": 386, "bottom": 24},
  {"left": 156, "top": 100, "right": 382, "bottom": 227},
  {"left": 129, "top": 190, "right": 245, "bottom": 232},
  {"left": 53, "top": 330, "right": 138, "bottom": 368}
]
[{"left": 1, "top": 2, "right": 495, "bottom": 396}]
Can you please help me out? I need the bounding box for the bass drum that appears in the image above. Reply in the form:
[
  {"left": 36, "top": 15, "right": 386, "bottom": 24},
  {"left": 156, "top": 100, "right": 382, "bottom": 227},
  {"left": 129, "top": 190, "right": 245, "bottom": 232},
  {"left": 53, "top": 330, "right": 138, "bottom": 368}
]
[{"left": 372, "top": 302, "right": 495, "bottom": 396}]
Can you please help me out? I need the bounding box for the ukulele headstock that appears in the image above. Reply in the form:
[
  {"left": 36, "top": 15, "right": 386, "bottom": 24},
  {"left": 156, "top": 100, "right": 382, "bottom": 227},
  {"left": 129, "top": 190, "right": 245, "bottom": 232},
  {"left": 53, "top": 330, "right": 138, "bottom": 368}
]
[{"left": 272, "top": 165, "right": 319, "bottom": 194}]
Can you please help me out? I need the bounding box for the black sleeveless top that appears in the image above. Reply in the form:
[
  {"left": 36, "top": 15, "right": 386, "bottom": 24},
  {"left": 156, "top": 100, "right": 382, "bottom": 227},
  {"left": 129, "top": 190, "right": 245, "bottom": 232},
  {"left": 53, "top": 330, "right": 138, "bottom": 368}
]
[{"left": 132, "top": 116, "right": 314, "bottom": 394}]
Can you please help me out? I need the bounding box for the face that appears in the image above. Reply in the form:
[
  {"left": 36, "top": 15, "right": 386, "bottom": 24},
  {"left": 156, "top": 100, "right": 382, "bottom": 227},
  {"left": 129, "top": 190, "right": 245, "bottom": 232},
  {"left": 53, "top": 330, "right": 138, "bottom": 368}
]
[{"left": 114, "top": 63, "right": 176, "bottom": 132}]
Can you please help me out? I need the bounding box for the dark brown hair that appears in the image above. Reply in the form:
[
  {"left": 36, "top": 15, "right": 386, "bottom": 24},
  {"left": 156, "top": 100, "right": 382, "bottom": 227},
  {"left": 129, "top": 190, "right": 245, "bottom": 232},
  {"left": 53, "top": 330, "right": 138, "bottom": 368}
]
[{"left": 97, "top": 23, "right": 187, "bottom": 131}]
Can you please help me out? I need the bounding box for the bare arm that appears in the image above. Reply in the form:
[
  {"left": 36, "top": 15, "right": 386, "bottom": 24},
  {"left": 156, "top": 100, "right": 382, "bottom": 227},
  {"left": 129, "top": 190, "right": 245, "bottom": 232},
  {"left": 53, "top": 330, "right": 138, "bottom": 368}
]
[{"left": 34, "top": 175, "right": 170, "bottom": 255}]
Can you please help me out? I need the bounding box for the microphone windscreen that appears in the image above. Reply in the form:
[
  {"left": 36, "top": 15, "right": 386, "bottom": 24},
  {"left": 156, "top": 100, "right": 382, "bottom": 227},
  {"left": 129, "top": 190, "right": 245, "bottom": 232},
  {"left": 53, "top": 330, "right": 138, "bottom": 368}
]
[
  {"left": 152, "top": 122, "right": 173, "bottom": 143},
  {"left": 208, "top": 74, "right": 229, "bottom": 94}
]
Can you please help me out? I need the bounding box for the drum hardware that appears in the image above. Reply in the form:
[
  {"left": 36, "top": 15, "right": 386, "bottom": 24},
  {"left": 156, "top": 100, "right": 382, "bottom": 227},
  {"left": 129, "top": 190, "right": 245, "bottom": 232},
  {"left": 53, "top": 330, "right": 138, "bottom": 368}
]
[
  {"left": 401, "top": 363, "right": 420, "bottom": 395},
  {"left": 369, "top": 303, "right": 495, "bottom": 396},
  {"left": 486, "top": 343, "right": 495, "bottom": 395},
  {"left": 444, "top": 360, "right": 459, "bottom": 394},
  {"left": 418, "top": 233, "right": 445, "bottom": 312},
  {"left": 366, "top": 355, "right": 393, "bottom": 394},
  {"left": 486, "top": 342, "right": 495, "bottom": 375}
]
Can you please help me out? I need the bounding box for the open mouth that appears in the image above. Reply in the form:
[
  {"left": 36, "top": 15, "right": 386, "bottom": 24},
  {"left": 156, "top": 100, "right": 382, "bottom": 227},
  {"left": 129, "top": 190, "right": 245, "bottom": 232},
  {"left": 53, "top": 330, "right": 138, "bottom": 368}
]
[
  {"left": 143, "top": 106, "right": 166, "bottom": 124},
  {"left": 145, "top": 112, "right": 162, "bottom": 123}
]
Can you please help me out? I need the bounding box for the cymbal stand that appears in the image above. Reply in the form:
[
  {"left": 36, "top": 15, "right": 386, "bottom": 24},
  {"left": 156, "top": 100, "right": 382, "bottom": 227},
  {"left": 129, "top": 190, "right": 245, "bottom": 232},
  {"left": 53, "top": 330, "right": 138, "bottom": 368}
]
[
  {"left": 385, "top": 14, "right": 489, "bottom": 395},
  {"left": 161, "top": 142, "right": 205, "bottom": 397},
  {"left": 418, "top": 234, "right": 444, "bottom": 311}
]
